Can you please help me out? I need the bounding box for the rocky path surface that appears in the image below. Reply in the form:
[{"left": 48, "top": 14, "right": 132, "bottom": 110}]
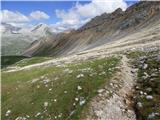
[{"left": 84, "top": 55, "right": 137, "bottom": 120}]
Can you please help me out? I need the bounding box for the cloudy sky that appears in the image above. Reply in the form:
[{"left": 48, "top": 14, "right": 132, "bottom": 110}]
[{"left": 1, "top": 0, "right": 138, "bottom": 32}]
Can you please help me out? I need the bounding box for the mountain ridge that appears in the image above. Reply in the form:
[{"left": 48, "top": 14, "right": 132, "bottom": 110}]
[
  {"left": 23, "top": 1, "right": 160, "bottom": 57},
  {"left": 1, "top": 23, "right": 54, "bottom": 56}
]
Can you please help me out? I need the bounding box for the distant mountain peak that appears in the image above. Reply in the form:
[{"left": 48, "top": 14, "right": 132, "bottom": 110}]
[
  {"left": 1, "top": 22, "right": 21, "bottom": 34},
  {"left": 31, "top": 23, "right": 49, "bottom": 32}
]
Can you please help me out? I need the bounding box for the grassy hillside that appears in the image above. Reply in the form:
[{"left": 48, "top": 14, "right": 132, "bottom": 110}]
[{"left": 2, "top": 56, "right": 120, "bottom": 120}]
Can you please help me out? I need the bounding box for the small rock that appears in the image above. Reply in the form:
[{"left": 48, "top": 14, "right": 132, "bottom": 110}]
[
  {"left": 143, "top": 64, "right": 148, "bottom": 69},
  {"left": 58, "top": 113, "right": 62, "bottom": 118},
  {"left": 63, "top": 68, "right": 70, "bottom": 73},
  {"left": 44, "top": 102, "right": 48, "bottom": 107},
  {"left": 68, "top": 70, "right": 73, "bottom": 74},
  {"left": 40, "top": 76, "right": 45, "bottom": 79},
  {"left": 79, "top": 100, "right": 86, "bottom": 106},
  {"left": 135, "top": 86, "right": 139, "bottom": 90},
  {"left": 139, "top": 91, "right": 143, "bottom": 95},
  {"left": 31, "top": 78, "right": 39, "bottom": 83},
  {"left": 122, "top": 109, "right": 126, "bottom": 112},
  {"left": 146, "top": 87, "right": 152, "bottom": 92},
  {"left": 77, "top": 86, "right": 82, "bottom": 90},
  {"left": 142, "top": 72, "right": 149, "bottom": 79},
  {"left": 156, "top": 55, "right": 160, "bottom": 61},
  {"left": 76, "top": 74, "right": 84, "bottom": 79},
  {"left": 137, "top": 102, "right": 143, "bottom": 108},
  {"left": 144, "top": 92, "right": 147, "bottom": 95},
  {"left": 15, "top": 116, "right": 27, "bottom": 120},
  {"left": 114, "top": 84, "right": 118, "bottom": 88},
  {"left": 131, "top": 70, "right": 135, "bottom": 74},
  {"left": 43, "top": 79, "right": 50, "bottom": 84},
  {"left": 110, "top": 83, "right": 113, "bottom": 86},
  {"left": 146, "top": 95, "right": 153, "bottom": 100},
  {"left": 5, "top": 110, "right": 11, "bottom": 116},
  {"left": 139, "top": 56, "right": 147, "bottom": 63},
  {"left": 55, "top": 77, "right": 59, "bottom": 80},
  {"left": 99, "top": 71, "right": 105, "bottom": 75},
  {"left": 148, "top": 112, "right": 156, "bottom": 119},
  {"left": 97, "top": 89, "right": 105, "bottom": 93},
  {"left": 75, "top": 98, "right": 79, "bottom": 101},
  {"left": 70, "top": 110, "right": 75, "bottom": 116},
  {"left": 35, "top": 112, "right": 41, "bottom": 117},
  {"left": 98, "top": 93, "right": 102, "bottom": 96}
]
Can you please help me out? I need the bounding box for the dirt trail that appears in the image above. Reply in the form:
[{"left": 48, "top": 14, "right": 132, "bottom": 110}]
[{"left": 84, "top": 55, "right": 137, "bottom": 120}]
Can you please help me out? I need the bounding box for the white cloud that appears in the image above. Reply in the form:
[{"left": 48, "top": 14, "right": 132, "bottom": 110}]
[
  {"left": 54, "top": 0, "right": 127, "bottom": 31},
  {"left": 0, "top": 10, "right": 29, "bottom": 23},
  {"left": 30, "top": 11, "right": 50, "bottom": 20},
  {"left": 0, "top": 10, "right": 50, "bottom": 27},
  {"left": 76, "top": 0, "right": 127, "bottom": 18},
  {"left": 55, "top": 9, "right": 79, "bottom": 25}
]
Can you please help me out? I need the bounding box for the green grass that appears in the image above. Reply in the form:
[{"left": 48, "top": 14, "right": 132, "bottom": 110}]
[
  {"left": 14, "top": 57, "right": 53, "bottom": 67},
  {"left": 127, "top": 51, "right": 160, "bottom": 120},
  {"left": 2, "top": 57, "right": 120, "bottom": 120},
  {"left": 1, "top": 56, "right": 53, "bottom": 70},
  {"left": 1, "top": 56, "right": 27, "bottom": 68}
]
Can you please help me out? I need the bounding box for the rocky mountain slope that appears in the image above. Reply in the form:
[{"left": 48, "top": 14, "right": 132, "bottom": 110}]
[
  {"left": 2, "top": 1, "right": 160, "bottom": 120},
  {"left": 23, "top": 1, "right": 160, "bottom": 57},
  {"left": 1, "top": 23, "right": 53, "bottom": 56}
]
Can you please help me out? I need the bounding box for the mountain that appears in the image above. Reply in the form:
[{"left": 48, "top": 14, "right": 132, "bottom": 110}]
[
  {"left": 2, "top": 2, "right": 160, "bottom": 120},
  {"left": 23, "top": 1, "right": 160, "bottom": 57},
  {"left": 1, "top": 22, "right": 21, "bottom": 34},
  {"left": 1, "top": 23, "right": 54, "bottom": 56}
]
